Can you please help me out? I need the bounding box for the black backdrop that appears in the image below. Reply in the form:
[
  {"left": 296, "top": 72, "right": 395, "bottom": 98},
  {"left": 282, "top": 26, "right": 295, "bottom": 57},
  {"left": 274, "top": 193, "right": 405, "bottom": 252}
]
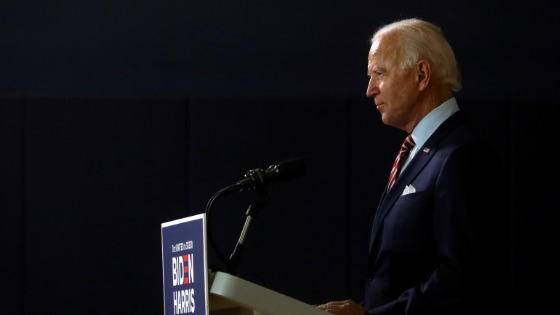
[{"left": 1, "top": 1, "right": 558, "bottom": 314}]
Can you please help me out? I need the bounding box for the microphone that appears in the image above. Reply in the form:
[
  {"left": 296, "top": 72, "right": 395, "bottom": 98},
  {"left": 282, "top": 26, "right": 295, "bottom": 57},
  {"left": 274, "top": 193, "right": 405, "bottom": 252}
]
[{"left": 222, "top": 157, "right": 306, "bottom": 194}]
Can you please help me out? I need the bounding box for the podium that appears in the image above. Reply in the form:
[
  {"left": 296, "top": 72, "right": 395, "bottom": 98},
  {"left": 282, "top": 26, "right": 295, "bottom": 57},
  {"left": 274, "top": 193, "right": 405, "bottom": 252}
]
[
  {"left": 209, "top": 271, "right": 330, "bottom": 315},
  {"left": 162, "top": 214, "right": 329, "bottom": 315}
]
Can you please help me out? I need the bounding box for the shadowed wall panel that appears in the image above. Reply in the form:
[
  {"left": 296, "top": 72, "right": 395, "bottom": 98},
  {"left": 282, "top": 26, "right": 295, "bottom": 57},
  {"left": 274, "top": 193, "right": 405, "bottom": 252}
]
[
  {"left": 21, "top": 98, "right": 188, "bottom": 313},
  {"left": 0, "top": 98, "right": 25, "bottom": 313},
  {"left": 508, "top": 102, "right": 558, "bottom": 315}
]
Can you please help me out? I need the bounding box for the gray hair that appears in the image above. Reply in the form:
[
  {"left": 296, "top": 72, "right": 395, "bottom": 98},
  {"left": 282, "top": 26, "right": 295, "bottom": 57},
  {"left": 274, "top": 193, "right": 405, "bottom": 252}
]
[{"left": 372, "top": 18, "right": 462, "bottom": 92}]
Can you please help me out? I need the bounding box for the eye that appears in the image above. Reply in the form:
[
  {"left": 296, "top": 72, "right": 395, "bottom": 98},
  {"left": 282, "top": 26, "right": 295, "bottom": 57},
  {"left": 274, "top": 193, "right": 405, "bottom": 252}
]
[{"left": 368, "top": 70, "right": 382, "bottom": 78}]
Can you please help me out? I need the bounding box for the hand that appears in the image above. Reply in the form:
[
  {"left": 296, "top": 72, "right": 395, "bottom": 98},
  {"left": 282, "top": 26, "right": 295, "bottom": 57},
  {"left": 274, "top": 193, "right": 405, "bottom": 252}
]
[{"left": 315, "top": 300, "right": 366, "bottom": 315}]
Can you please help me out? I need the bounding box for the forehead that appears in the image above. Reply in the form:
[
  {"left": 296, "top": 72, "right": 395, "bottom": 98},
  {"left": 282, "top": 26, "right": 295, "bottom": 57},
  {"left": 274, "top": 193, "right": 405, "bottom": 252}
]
[
  {"left": 368, "top": 35, "right": 399, "bottom": 66},
  {"left": 369, "top": 35, "right": 385, "bottom": 53}
]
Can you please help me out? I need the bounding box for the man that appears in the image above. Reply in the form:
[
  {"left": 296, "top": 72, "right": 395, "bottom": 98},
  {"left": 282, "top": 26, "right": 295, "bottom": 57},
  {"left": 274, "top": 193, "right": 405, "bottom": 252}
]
[{"left": 317, "top": 18, "right": 509, "bottom": 315}]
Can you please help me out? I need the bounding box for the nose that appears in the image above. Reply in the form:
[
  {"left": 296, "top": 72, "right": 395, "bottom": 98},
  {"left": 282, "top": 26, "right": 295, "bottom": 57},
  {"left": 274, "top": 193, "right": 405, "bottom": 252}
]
[{"left": 366, "top": 77, "right": 378, "bottom": 98}]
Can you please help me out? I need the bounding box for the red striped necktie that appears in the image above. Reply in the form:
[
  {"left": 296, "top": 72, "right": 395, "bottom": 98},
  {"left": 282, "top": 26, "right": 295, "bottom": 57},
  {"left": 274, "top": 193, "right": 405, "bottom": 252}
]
[{"left": 387, "top": 134, "right": 415, "bottom": 191}]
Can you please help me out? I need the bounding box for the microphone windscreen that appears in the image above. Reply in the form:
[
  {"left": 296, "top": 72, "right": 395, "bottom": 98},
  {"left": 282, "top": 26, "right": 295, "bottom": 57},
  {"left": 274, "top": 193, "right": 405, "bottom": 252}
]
[{"left": 275, "top": 157, "right": 306, "bottom": 181}]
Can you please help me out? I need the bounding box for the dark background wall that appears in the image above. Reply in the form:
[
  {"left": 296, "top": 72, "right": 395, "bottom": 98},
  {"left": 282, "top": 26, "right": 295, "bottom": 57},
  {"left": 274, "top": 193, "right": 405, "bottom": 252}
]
[{"left": 1, "top": 1, "right": 558, "bottom": 314}]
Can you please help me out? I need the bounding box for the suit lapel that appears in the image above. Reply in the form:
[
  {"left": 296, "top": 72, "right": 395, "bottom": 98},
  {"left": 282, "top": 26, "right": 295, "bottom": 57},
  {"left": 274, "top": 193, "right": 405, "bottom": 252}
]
[{"left": 368, "top": 147, "right": 434, "bottom": 248}]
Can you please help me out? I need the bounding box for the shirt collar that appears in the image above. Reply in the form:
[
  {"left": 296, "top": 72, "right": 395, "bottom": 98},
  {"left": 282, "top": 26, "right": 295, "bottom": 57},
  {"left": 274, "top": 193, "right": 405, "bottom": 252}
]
[{"left": 408, "top": 97, "right": 459, "bottom": 159}]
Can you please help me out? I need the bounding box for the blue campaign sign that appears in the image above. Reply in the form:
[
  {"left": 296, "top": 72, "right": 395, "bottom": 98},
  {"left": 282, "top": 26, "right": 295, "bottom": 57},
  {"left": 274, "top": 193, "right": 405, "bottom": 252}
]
[{"left": 161, "top": 213, "right": 208, "bottom": 315}]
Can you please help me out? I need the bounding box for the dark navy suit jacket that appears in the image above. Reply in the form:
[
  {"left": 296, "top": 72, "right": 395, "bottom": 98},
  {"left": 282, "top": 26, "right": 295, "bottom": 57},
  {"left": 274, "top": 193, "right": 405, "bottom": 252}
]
[{"left": 364, "top": 111, "right": 509, "bottom": 315}]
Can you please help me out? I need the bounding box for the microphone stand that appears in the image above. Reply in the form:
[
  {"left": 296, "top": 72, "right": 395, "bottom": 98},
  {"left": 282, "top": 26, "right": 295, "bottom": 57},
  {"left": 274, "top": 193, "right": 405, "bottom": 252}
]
[{"left": 227, "top": 185, "right": 270, "bottom": 275}]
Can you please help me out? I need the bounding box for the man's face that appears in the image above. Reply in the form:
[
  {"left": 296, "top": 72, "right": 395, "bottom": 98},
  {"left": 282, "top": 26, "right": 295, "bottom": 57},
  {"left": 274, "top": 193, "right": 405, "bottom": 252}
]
[{"left": 366, "top": 36, "right": 419, "bottom": 131}]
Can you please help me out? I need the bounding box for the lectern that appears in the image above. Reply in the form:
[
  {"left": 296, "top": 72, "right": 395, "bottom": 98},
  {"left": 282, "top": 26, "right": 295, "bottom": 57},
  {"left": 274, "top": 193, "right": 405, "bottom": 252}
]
[
  {"left": 162, "top": 214, "right": 329, "bottom": 315},
  {"left": 209, "top": 271, "right": 330, "bottom": 315}
]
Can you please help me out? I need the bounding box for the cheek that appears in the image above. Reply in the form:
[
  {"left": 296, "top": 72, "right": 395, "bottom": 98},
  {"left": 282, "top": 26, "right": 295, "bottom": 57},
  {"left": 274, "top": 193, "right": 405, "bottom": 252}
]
[
  {"left": 380, "top": 81, "right": 402, "bottom": 101},
  {"left": 390, "top": 79, "right": 416, "bottom": 101}
]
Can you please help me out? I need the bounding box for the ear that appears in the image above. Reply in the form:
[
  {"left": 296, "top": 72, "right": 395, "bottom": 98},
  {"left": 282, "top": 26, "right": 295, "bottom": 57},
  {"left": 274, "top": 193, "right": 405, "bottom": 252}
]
[{"left": 416, "top": 60, "right": 431, "bottom": 91}]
